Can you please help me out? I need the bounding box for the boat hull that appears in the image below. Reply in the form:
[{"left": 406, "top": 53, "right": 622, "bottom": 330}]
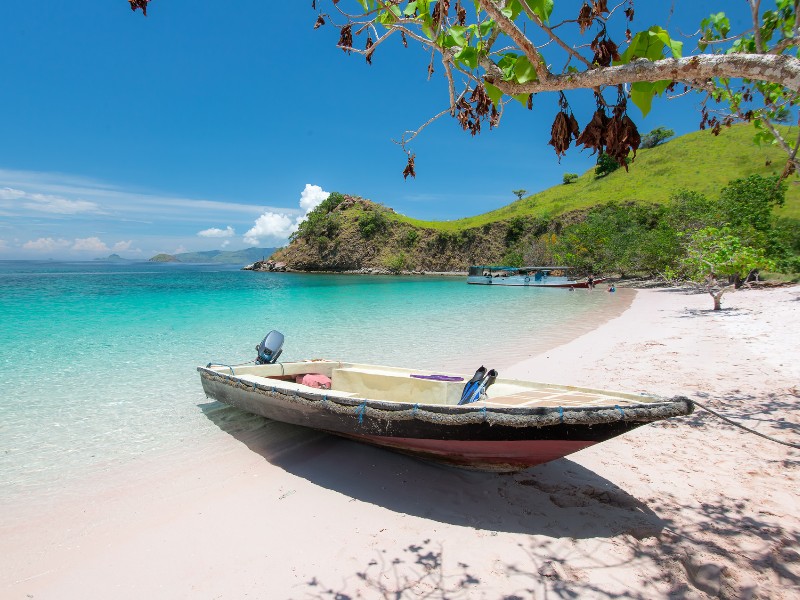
[
  {"left": 467, "top": 275, "right": 607, "bottom": 288},
  {"left": 198, "top": 366, "right": 692, "bottom": 471}
]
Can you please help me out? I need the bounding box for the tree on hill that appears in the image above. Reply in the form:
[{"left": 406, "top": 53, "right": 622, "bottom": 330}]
[
  {"left": 512, "top": 189, "right": 527, "bottom": 200},
  {"left": 640, "top": 126, "right": 675, "bottom": 149}
]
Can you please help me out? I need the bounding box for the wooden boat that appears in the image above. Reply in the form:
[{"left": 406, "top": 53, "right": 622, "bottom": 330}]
[
  {"left": 467, "top": 265, "right": 607, "bottom": 288},
  {"left": 198, "top": 360, "right": 693, "bottom": 471}
]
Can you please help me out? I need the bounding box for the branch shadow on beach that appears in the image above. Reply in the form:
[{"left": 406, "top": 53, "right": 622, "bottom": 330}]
[{"left": 200, "top": 401, "right": 665, "bottom": 539}]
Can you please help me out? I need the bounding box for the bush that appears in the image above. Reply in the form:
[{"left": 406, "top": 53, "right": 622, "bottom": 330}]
[
  {"left": 594, "top": 153, "right": 627, "bottom": 178},
  {"left": 505, "top": 217, "right": 526, "bottom": 244},
  {"left": 358, "top": 209, "right": 388, "bottom": 239},
  {"left": 640, "top": 126, "right": 675, "bottom": 149},
  {"left": 383, "top": 252, "right": 407, "bottom": 273},
  {"left": 562, "top": 173, "right": 579, "bottom": 185},
  {"left": 402, "top": 229, "right": 419, "bottom": 248},
  {"left": 501, "top": 250, "right": 524, "bottom": 267}
]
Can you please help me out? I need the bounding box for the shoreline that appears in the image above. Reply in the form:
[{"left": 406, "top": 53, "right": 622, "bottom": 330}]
[{"left": 3, "top": 286, "right": 798, "bottom": 599}]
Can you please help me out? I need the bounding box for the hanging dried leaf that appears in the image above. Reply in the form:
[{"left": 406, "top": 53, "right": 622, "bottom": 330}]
[
  {"left": 592, "top": 0, "right": 609, "bottom": 16},
  {"left": 470, "top": 84, "right": 492, "bottom": 118},
  {"left": 576, "top": 109, "right": 609, "bottom": 155},
  {"left": 455, "top": 0, "right": 467, "bottom": 26},
  {"left": 401, "top": 31, "right": 408, "bottom": 48},
  {"left": 577, "top": 3, "right": 593, "bottom": 34},
  {"left": 490, "top": 105, "right": 499, "bottom": 129},
  {"left": 129, "top": 0, "right": 150, "bottom": 16},
  {"left": 591, "top": 37, "right": 620, "bottom": 67},
  {"left": 527, "top": 94, "right": 533, "bottom": 110},
  {"left": 338, "top": 25, "right": 353, "bottom": 54},
  {"left": 314, "top": 15, "right": 325, "bottom": 29},
  {"left": 365, "top": 36, "right": 374, "bottom": 65},
  {"left": 548, "top": 93, "right": 581, "bottom": 162},
  {"left": 432, "top": 0, "right": 451, "bottom": 29},
  {"left": 403, "top": 154, "right": 416, "bottom": 179}
]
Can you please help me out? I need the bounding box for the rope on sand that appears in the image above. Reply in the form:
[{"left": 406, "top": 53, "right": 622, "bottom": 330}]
[{"left": 692, "top": 399, "right": 800, "bottom": 450}]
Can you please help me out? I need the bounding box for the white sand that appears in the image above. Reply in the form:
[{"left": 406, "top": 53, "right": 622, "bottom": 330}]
[{"left": 2, "top": 286, "right": 799, "bottom": 599}]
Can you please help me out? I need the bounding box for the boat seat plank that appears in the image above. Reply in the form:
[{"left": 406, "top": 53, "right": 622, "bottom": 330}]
[{"left": 237, "top": 374, "right": 358, "bottom": 398}]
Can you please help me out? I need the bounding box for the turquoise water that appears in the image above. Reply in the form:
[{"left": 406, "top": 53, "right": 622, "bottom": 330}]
[{"left": 0, "top": 261, "right": 628, "bottom": 505}]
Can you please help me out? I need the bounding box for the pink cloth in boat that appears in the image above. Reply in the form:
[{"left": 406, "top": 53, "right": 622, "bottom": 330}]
[{"left": 295, "top": 373, "right": 332, "bottom": 389}]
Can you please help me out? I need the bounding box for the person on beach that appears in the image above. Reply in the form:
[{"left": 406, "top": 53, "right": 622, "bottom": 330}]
[
  {"left": 587, "top": 274, "right": 594, "bottom": 289},
  {"left": 608, "top": 284, "right": 616, "bottom": 293}
]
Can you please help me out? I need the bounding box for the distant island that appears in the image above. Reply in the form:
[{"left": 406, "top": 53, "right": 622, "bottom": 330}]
[{"left": 148, "top": 247, "right": 276, "bottom": 265}]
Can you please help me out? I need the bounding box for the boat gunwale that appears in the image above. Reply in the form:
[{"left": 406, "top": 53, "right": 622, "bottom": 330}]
[{"left": 197, "top": 366, "right": 694, "bottom": 425}]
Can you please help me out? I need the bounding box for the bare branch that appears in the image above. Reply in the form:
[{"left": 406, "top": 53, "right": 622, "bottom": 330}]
[{"left": 484, "top": 54, "right": 800, "bottom": 94}]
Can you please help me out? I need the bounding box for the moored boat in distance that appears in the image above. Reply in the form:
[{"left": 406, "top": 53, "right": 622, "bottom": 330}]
[
  {"left": 199, "top": 334, "right": 692, "bottom": 471},
  {"left": 467, "top": 265, "right": 606, "bottom": 288}
]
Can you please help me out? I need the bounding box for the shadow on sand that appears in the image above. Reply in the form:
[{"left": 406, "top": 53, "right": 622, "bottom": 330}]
[{"left": 200, "top": 400, "right": 665, "bottom": 540}]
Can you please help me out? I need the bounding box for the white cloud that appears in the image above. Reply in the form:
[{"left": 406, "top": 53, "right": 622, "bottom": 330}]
[
  {"left": 197, "top": 225, "right": 235, "bottom": 238},
  {"left": 243, "top": 184, "right": 330, "bottom": 245},
  {"left": 113, "top": 240, "right": 132, "bottom": 252},
  {"left": 221, "top": 240, "right": 230, "bottom": 248},
  {"left": 72, "top": 237, "right": 110, "bottom": 252},
  {"left": 299, "top": 184, "right": 330, "bottom": 214},
  {"left": 22, "top": 237, "right": 72, "bottom": 251},
  {"left": 0, "top": 186, "right": 100, "bottom": 215},
  {"left": 243, "top": 212, "right": 295, "bottom": 245}
]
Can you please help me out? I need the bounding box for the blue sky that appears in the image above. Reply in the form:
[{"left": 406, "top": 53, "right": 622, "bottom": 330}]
[{"left": 0, "top": 1, "right": 754, "bottom": 259}]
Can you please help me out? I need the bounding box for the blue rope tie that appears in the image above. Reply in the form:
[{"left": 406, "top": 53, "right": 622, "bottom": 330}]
[
  {"left": 614, "top": 405, "right": 626, "bottom": 419},
  {"left": 412, "top": 403, "right": 419, "bottom": 416},
  {"left": 322, "top": 394, "right": 328, "bottom": 404},
  {"left": 271, "top": 386, "right": 276, "bottom": 393},
  {"left": 480, "top": 406, "right": 487, "bottom": 420},
  {"left": 356, "top": 401, "right": 368, "bottom": 424},
  {"left": 558, "top": 407, "right": 564, "bottom": 423}
]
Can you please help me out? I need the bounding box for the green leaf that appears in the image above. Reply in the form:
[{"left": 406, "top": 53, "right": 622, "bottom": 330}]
[
  {"left": 512, "top": 93, "right": 530, "bottom": 105},
  {"left": 484, "top": 81, "right": 503, "bottom": 105},
  {"left": 444, "top": 25, "right": 468, "bottom": 48},
  {"left": 454, "top": 46, "right": 478, "bottom": 69},
  {"left": 513, "top": 55, "right": 538, "bottom": 84},
  {"left": 527, "top": 0, "right": 554, "bottom": 23},
  {"left": 403, "top": 1, "right": 418, "bottom": 16},
  {"left": 497, "top": 53, "right": 519, "bottom": 80},
  {"left": 617, "top": 26, "right": 681, "bottom": 65}
]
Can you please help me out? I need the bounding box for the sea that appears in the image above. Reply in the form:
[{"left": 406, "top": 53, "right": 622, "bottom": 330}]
[{"left": 0, "top": 261, "right": 631, "bottom": 510}]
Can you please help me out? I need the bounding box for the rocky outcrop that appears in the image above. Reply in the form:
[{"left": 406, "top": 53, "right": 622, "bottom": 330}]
[
  {"left": 267, "top": 194, "right": 559, "bottom": 274},
  {"left": 243, "top": 259, "right": 287, "bottom": 272}
]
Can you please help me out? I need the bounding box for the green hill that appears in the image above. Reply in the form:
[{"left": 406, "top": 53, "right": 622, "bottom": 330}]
[
  {"left": 149, "top": 247, "right": 276, "bottom": 264},
  {"left": 271, "top": 125, "right": 800, "bottom": 274},
  {"left": 397, "top": 124, "right": 800, "bottom": 231}
]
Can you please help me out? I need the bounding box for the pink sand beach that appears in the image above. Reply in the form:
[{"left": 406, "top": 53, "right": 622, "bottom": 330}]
[{"left": 2, "top": 285, "right": 798, "bottom": 599}]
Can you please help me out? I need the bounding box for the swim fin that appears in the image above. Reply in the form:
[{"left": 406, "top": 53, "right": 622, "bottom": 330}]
[
  {"left": 460, "top": 368, "right": 498, "bottom": 405},
  {"left": 459, "top": 366, "right": 486, "bottom": 405}
]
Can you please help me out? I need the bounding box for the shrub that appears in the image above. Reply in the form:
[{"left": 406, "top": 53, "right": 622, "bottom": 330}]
[
  {"left": 358, "top": 209, "right": 388, "bottom": 239},
  {"left": 562, "top": 173, "right": 579, "bottom": 185},
  {"left": 383, "top": 252, "right": 407, "bottom": 273},
  {"left": 402, "top": 229, "right": 419, "bottom": 248},
  {"left": 640, "top": 126, "right": 675, "bottom": 149}
]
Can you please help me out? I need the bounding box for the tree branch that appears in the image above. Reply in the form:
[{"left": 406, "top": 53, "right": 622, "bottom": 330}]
[
  {"left": 477, "top": 0, "right": 550, "bottom": 81},
  {"left": 483, "top": 53, "right": 800, "bottom": 94}
]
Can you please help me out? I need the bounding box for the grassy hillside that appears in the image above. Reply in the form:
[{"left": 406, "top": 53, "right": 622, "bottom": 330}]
[
  {"left": 396, "top": 124, "right": 800, "bottom": 231},
  {"left": 272, "top": 125, "right": 799, "bottom": 274}
]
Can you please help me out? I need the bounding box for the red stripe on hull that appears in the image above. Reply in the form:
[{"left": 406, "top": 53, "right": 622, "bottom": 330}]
[{"left": 346, "top": 434, "right": 596, "bottom": 471}]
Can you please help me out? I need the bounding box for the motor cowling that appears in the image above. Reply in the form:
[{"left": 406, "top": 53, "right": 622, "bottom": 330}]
[{"left": 256, "top": 330, "right": 284, "bottom": 364}]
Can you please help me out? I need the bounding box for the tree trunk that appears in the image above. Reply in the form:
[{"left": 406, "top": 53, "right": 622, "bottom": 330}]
[{"left": 710, "top": 288, "right": 726, "bottom": 310}]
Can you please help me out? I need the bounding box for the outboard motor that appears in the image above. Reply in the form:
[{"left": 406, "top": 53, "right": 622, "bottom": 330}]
[{"left": 256, "top": 330, "right": 284, "bottom": 364}]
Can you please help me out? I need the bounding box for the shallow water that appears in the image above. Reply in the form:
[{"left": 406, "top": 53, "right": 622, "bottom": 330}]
[{"left": 0, "top": 261, "right": 631, "bottom": 507}]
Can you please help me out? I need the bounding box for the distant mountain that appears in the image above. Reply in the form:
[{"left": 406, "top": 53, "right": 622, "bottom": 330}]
[
  {"left": 95, "top": 254, "right": 130, "bottom": 262},
  {"left": 149, "top": 253, "right": 179, "bottom": 263},
  {"left": 148, "top": 247, "right": 276, "bottom": 265}
]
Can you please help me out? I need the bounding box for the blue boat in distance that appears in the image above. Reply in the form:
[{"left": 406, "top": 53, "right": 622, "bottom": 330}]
[{"left": 466, "top": 266, "right": 606, "bottom": 288}]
